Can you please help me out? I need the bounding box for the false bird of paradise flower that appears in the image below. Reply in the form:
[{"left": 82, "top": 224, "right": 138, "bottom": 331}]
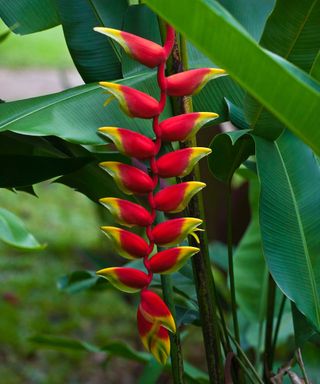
[{"left": 92, "top": 25, "right": 226, "bottom": 364}]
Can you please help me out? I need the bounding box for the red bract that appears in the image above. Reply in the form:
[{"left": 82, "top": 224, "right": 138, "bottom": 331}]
[
  {"left": 93, "top": 23, "right": 224, "bottom": 364},
  {"left": 99, "top": 198, "right": 152, "bottom": 227},
  {"left": 166, "top": 68, "right": 226, "bottom": 96},
  {"left": 99, "top": 161, "right": 154, "bottom": 195},
  {"left": 100, "top": 226, "right": 149, "bottom": 259},
  {"left": 94, "top": 27, "right": 166, "bottom": 68},
  {"left": 99, "top": 82, "right": 160, "bottom": 119},
  {"left": 154, "top": 182, "right": 206, "bottom": 213},
  {"left": 157, "top": 147, "right": 212, "bottom": 178},
  {"left": 96, "top": 267, "right": 149, "bottom": 293},
  {"left": 99, "top": 127, "right": 155, "bottom": 160},
  {"left": 159, "top": 112, "right": 218, "bottom": 142}
]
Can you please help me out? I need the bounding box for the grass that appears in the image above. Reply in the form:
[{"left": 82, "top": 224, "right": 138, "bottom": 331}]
[{"left": 0, "top": 21, "right": 74, "bottom": 68}]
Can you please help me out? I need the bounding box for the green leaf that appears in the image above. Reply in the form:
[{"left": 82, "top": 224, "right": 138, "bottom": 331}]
[
  {"left": 0, "top": 0, "right": 60, "bottom": 34},
  {"left": 208, "top": 130, "right": 254, "bottom": 183},
  {"left": 234, "top": 178, "right": 268, "bottom": 322},
  {"left": 138, "top": 360, "right": 163, "bottom": 384},
  {"left": 144, "top": 0, "right": 320, "bottom": 155},
  {"left": 245, "top": 0, "right": 320, "bottom": 140},
  {"left": 0, "top": 29, "right": 10, "bottom": 43},
  {"left": 56, "top": 0, "right": 128, "bottom": 82},
  {"left": 0, "top": 207, "right": 44, "bottom": 250},
  {"left": 0, "top": 155, "right": 91, "bottom": 188},
  {"left": 0, "top": 73, "right": 171, "bottom": 145},
  {"left": 292, "top": 302, "right": 318, "bottom": 347},
  {"left": 255, "top": 130, "right": 320, "bottom": 331},
  {"left": 57, "top": 270, "right": 108, "bottom": 294},
  {"left": 217, "top": 0, "right": 275, "bottom": 41}
]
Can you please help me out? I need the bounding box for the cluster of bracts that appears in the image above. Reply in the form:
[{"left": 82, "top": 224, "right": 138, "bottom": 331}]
[{"left": 93, "top": 24, "right": 225, "bottom": 364}]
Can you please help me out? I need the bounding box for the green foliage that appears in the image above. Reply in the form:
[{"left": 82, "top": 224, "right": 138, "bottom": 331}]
[
  {"left": 0, "top": 0, "right": 60, "bottom": 34},
  {"left": 145, "top": 0, "right": 320, "bottom": 155}
]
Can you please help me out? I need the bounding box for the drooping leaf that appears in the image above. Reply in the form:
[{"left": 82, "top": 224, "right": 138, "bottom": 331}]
[
  {"left": 0, "top": 0, "right": 60, "bottom": 34},
  {"left": 0, "top": 207, "right": 45, "bottom": 250},
  {"left": 0, "top": 73, "right": 172, "bottom": 145},
  {"left": 57, "top": 270, "right": 108, "bottom": 294},
  {"left": 255, "top": 130, "right": 320, "bottom": 331},
  {"left": 56, "top": 0, "right": 128, "bottom": 83},
  {"left": 292, "top": 302, "right": 318, "bottom": 347},
  {"left": 245, "top": 0, "right": 320, "bottom": 140},
  {"left": 208, "top": 130, "right": 254, "bottom": 183},
  {"left": 145, "top": 0, "right": 320, "bottom": 155}
]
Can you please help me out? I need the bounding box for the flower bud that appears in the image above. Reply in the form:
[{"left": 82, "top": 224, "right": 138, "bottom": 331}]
[
  {"left": 159, "top": 112, "right": 218, "bottom": 142},
  {"left": 99, "top": 161, "right": 153, "bottom": 195},
  {"left": 166, "top": 68, "right": 226, "bottom": 96},
  {"left": 150, "top": 246, "right": 199, "bottom": 274},
  {"left": 152, "top": 218, "right": 203, "bottom": 247},
  {"left": 139, "top": 290, "right": 176, "bottom": 333},
  {"left": 96, "top": 267, "right": 149, "bottom": 293},
  {"left": 98, "top": 127, "right": 155, "bottom": 160},
  {"left": 101, "top": 226, "right": 149, "bottom": 259},
  {"left": 137, "top": 307, "right": 170, "bottom": 365},
  {"left": 99, "top": 82, "right": 160, "bottom": 119},
  {"left": 157, "top": 147, "right": 212, "bottom": 178},
  {"left": 154, "top": 182, "right": 206, "bottom": 213},
  {"left": 94, "top": 27, "right": 166, "bottom": 68},
  {"left": 99, "top": 198, "right": 152, "bottom": 227}
]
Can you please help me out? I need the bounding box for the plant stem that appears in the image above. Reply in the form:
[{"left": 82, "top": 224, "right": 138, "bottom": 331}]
[
  {"left": 263, "top": 274, "right": 276, "bottom": 382},
  {"left": 271, "top": 294, "right": 286, "bottom": 362},
  {"left": 160, "top": 274, "right": 185, "bottom": 383},
  {"left": 178, "top": 34, "right": 223, "bottom": 383},
  {"left": 227, "top": 182, "right": 240, "bottom": 347},
  {"left": 295, "top": 348, "right": 310, "bottom": 384}
]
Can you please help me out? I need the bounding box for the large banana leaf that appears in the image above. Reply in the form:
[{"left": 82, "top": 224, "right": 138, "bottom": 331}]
[
  {"left": 0, "top": 73, "right": 172, "bottom": 145},
  {"left": 145, "top": 0, "right": 320, "bottom": 155},
  {"left": 245, "top": 0, "right": 320, "bottom": 139},
  {"left": 0, "top": 0, "right": 60, "bottom": 34},
  {"left": 56, "top": 0, "right": 128, "bottom": 83},
  {"left": 255, "top": 130, "right": 320, "bottom": 331}
]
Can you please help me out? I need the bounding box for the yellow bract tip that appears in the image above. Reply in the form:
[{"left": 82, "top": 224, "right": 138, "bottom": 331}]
[
  {"left": 99, "top": 81, "right": 121, "bottom": 90},
  {"left": 209, "top": 68, "right": 227, "bottom": 75}
]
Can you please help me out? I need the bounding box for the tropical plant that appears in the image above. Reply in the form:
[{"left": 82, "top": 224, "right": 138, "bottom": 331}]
[{"left": 0, "top": 0, "right": 320, "bottom": 383}]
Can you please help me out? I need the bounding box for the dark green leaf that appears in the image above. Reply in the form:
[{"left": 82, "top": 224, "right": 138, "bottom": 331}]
[
  {"left": 56, "top": 0, "right": 128, "bottom": 82},
  {"left": 145, "top": 0, "right": 320, "bottom": 155},
  {"left": 0, "top": 29, "right": 10, "bottom": 43},
  {"left": 208, "top": 130, "right": 254, "bottom": 183},
  {"left": 0, "top": 155, "right": 91, "bottom": 188},
  {"left": 0, "top": 0, "right": 60, "bottom": 34},
  {"left": 138, "top": 360, "right": 163, "bottom": 384},
  {"left": 255, "top": 130, "right": 320, "bottom": 330},
  {"left": 0, "top": 207, "right": 44, "bottom": 250},
  {"left": 245, "top": 0, "right": 320, "bottom": 139},
  {"left": 57, "top": 270, "right": 108, "bottom": 294},
  {"left": 292, "top": 302, "right": 318, "bottom": 347}
]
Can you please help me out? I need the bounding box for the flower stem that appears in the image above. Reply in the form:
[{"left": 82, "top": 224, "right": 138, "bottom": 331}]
[{"left": 177, "top": 33, "right": 224, "bottom": 383}]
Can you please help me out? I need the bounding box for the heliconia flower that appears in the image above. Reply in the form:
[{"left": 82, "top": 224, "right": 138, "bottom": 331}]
[
  {"left": 152, "top": 217, "right": 203, "bottom": 247},
  {"left": 165, "top": 68, "right": 226, "bottom": 97},
  {"left": 157, "top": 147, "right": 212, "bottom": 178},
  {"left": 159, "top": 112, "right": 219, "bottom": 142},
  {"left": 99, "top": 82, "right": 160, "bottom": 119},
  {"left": 98, "top": 127, "right": 155, "bottom": 160},
  {"left": 96, "top": 267, "right": 149, "bottom": 293},
  {"left": 137, "top": 307, "right": 170, "bottom": 365},
  {"left": 139, "top": 290, "right": 176, "bottom": 333},
  {"left": 154, "top": 182, "right": 206, "bottom": 213},
  {"left": 99, "top": 198, "right": 152, "bottom": 227},
  {"left": 94, "top": 27, "right": 166, "bottom": 68},
  {"left": 150, "top": 246, "right": 199, "bottom": 274},
  {"left": 100, "top": 226, "right": 149, "bottom": 259},
  {"left": 99, "top": 161, "right": 153, "bottom": 195}
]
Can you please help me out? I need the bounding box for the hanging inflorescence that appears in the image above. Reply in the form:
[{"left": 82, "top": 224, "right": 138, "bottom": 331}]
[{"left": 93, "top": 24, "right": 225, "bottom": 364}]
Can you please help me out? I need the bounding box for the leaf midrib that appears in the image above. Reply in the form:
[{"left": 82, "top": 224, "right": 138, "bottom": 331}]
[{"left": 275, "top": 140, "right": 320, "bottom": 327}]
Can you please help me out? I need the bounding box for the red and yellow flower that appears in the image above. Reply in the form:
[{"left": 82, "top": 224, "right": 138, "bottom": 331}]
[{"left": 92, "top": 23, "right": 224, "bottom": 364}]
